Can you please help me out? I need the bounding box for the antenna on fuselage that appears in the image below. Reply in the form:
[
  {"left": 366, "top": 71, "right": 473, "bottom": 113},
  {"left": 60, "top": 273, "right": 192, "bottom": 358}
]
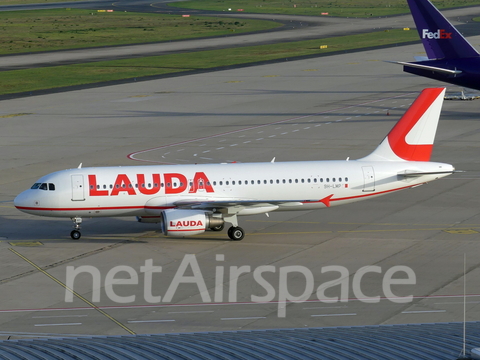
[
  {"left": 271, "top": 157, "right": 275, "bottom": 163},
  {"left": 78, "top": 163, "right": 82, "bottom": 169}
]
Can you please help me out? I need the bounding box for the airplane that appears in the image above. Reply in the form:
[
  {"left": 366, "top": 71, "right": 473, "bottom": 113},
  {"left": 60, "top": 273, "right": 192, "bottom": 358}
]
[
  {"left": 14, "top": 88, "right": 454, "bottom": 241},
  {"left": 393, "top": 0, "right": 480, "bottom": 90}
]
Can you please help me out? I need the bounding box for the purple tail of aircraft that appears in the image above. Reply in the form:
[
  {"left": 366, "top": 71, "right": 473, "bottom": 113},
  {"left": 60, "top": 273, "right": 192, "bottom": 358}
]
[{"left": 393, "top": 0, "right": 480, "bottom": 90}]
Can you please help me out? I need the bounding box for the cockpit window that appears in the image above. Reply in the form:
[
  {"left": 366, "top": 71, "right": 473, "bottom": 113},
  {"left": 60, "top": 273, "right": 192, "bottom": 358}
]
[
  {"left": 31, "top": 183, "right": 41, "bottom": 189},
  {"left": 39, "top": 183, "right": 48, "bottom": 190},
  {"left": 48, "top": 183, "right": 55, "bottom": 191}
]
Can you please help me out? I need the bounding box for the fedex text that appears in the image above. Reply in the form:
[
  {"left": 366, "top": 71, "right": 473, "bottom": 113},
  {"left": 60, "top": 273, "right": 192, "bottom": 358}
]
[{"left": 422, "top": 28, "right": 452, "bottom": 39}]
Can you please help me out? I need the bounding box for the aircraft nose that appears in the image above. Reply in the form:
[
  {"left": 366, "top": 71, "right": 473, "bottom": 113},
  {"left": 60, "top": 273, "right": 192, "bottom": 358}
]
[{"left": 14, "top": 190, "right": 32, "bottom": 211}]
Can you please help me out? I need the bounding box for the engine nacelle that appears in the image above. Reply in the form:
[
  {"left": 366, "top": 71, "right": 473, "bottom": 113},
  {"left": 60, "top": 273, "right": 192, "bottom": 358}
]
[{"left": 160, "top": 209, "right": 224, "bottom": 237}]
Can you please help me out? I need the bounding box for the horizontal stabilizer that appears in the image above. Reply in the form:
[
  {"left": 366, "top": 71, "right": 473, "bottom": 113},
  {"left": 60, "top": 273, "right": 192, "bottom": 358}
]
[
  {"left": 399, "top": 170, "right": 456, "bottom": 177},
  {"left": 389, "top": 61, "right": 462, "bottom": 75}
]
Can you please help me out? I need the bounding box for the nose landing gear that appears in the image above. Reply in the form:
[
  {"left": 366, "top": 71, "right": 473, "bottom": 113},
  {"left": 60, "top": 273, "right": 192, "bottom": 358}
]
[{"left": 70, "top": 217, "right": 82, "bottom": 240}]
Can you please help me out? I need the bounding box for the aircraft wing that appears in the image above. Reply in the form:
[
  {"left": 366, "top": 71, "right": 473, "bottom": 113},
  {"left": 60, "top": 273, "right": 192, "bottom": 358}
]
[
  {"left": 174, "top": 199, "right": 305, "bottom": 209},
  {"left": 389, "top": 61, "right": 462, "bottom": 75}
]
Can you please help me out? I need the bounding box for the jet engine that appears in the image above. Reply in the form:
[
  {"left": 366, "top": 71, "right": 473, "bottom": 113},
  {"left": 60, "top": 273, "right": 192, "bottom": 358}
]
[{"left": 159, "top": 209, "right": 224, "bottom": 237}]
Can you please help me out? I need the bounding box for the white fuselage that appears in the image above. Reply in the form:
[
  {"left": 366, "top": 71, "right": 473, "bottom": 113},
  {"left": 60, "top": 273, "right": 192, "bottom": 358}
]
[{"left": 14, "top": 159, "right": 454, "bottom": 219}]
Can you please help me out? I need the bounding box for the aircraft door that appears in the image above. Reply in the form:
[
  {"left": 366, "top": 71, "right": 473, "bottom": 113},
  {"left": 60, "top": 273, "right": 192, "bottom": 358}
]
[
  {"left": 362, "top": 166, "right": 375, "bottom": 192},
  {"left": 71, "top": 174, "right": 85, "bottom": 201}
]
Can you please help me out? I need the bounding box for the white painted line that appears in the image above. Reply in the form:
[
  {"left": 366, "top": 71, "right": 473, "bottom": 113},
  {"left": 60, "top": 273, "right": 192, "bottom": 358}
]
[
  {"left": 202, "top": 150, "right": 210, "bottom": 153},
  {"left": 216, "top": 147, "right": 224, "bottom": 150},
  {"left": 326, "top": 122, "right": 332, "bottom": 124},
  {"left": 35, "top": 323, "right": 82, "bottom": 327},
  {"left": 32, "top": 315, "right": 87, "bottom": 319},
  {"left": 243, "top": 141, "right": 251, "bottom": 143},
  {"left": 176, "top": 149, "right": 184, "bottom": 152},
  {"left": 219, "top": 139, "right": 226, "bottom": 142},
  {"left": 221, "top": 317, "right": 266, "bottom": 321},
  {"left": 401, "top": 310, "right": 446, "bottom": 314},
  {"left": 292, "top": 130, "right": 299, "bottom": 132},
  {"left": 230, "top": 144, "right": 238, "bottom": 146},
  {"left": 199, "top": 157, "right": 212, "bottom": 160},
  {"left": 256, "top": 138, "right": 264, "bottom": 140},
  {"left": 303, "top": 127, "right": 310, "bottom": 129},
  {"left": 314, "top": 124, "right": 321, "bottom": 127},
  {"left": 335, "top": 119, "right": 342, "bottom": 122},
  {"left": 346, "top": 117, "right": 352, "bottom": 120},
  {"left": 434, "top": 301, "right": 480, "bottom": 305},
  {"left": 168, "top": 311, "right": 214, "bottom": 314},
  {"left": 303, "top": 306, "right": 347, "bottom": 310},
  {"left": 128, "top": 320, "right": 175, "bottom": 323},
  {"left": 281, "top": 132, "right": 288, "bottom": 135},
  {"left": 311, "top": 313, "right": 356, "bottom": 317},
  {"left": 269, "top": 135, "right": 276, "bottom": 138}
]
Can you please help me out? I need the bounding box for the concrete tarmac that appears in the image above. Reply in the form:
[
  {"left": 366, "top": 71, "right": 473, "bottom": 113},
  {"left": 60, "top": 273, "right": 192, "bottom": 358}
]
[{"left": 1, "top": 39, "right": 480, "bottom": 339}]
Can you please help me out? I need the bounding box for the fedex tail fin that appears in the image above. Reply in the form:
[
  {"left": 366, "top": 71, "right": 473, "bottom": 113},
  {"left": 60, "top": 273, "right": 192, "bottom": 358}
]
[
  {"left": 361, "top": 88, "right": 445, "bottom": 162},
  {"left": 407, "top": 0, "right": 479, "bottom": 59}
]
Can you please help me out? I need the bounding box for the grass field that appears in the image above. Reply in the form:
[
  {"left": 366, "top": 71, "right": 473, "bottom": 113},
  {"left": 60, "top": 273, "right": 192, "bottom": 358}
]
[
  {"left": 170, "top": 0, "right": 480, "bottom": 17},
  {"left": 0, "top": 9, "right": 280, "bottom": 55},
  {"left": 2, "top": 0, "right": 86, "bottom": 4},
  {"left": 0, "top": 29, "right": 418, "bottom": 95}
]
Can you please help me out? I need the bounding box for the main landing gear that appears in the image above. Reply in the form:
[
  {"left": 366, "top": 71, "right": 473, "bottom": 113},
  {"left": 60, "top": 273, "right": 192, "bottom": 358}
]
[
  {"left": 70, "top": 217, "right": 82, "bottom": 240},
  {"left": 227, "top": 226, "right": 245, "bottom": 241}
]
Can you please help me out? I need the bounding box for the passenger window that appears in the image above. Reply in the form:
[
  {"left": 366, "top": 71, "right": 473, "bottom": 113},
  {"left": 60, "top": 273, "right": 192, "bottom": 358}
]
[
  {"left": 39, "top": 183, "right": 48, "bottom": 190},
  {"left": 270, "top": 180, "right": 273, "bottom": 184},
  {"left": 213, "top": 181, "right": 217, "bottom": 186},
  {"left": 220, "top": 181, "right": 223, "bottom": 185},
  {"left": 264, "top": 180, "right": 267, "bottom": 184},
  {"left": 326, "top": 178, "right": 330, "bottom": 182},
  {"left": 301, "top": 179, "right": 304, "bottom": 183},
  {"left": 295, "top": 179, "right": 298, "bottom": 183},
  {"left": 104, "top": 185, "right": 108, "bottom": 189},
  {"left": 345, "top": 177, "right": 349, "bottom": 182},
  {"left": 226, "top": 181, "right": 229, "bottom": 185},
  {"left": 289, "top": 179, "right": 292, "bottom": 183},
  {"left": 232, "top": 181, "right": 235, "bottom": 185},
  {"left": 257, "top": 180, "right": 261, "bottom": 184},
  {"left": 339, "top": 178, "right": 342, "bottom": 182},
  {"left": 49, "top": 183, "right": 55, "bottom": 191},
  {"left": 314, "top": 178, "right": 317, "bottom": 183},
  {"left": 307, "top": 179, "right": 311, "bottom": 183},
  {"left": 320, "top": 178, "right": 323, "bottom": 183}
]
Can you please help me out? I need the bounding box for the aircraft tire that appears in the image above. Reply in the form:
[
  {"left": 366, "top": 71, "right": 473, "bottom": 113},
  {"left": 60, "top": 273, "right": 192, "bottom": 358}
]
[
  {"left": 228, "top": 226, "right": 245, "bottom": 241},
  {"left": 70, "top": 230, "right": 81, "bottom": 240}
]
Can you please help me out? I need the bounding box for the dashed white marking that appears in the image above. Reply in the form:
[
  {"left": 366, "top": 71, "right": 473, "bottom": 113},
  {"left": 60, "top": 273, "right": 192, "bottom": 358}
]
[
  {"left": 275, "top": 127, "right": 282, "bottom": 130},
  {"left": 32, "top": 315, "right": 87, "bottom": 319},
  {"left": 221, "top": 317, "right": 266, "bottom": 321},
  {"left": 269, "top": 135, "right": 276, "bottom": 138},
  {"left": 346, "top": 117, "right": 352, "bottom": 120},
  {"left": 202, "top": 150, "right": 211, "bottom": 153},
  {"left": 230, "top": 144, "right": 238, "bottom": 146},
  {"left": 200, "top": 157, "right": 212, "bottom": 160},
  {"left": 292, "top": 130, "right": 299, "bottom": 132},
  {"left": 35, "top": 323, "right": 82, "bottom": 327},
  {"left": 128, "top": 320, "right": 175, "bottom": 323},
  {"left": 303, "top": 127, "right": 310, "bottom": 129},
  {"left": 281, "top": 132, "right": 288, "bottom": 135},
  {"left": 335, "top": 119, "right": 342, "bottom": 122},
  {"left": 168, "top": 311, "right": 214, "bottom": 314},
  {"left": 256, "top": 138, "right": 264, "bottom": 140},
  {"left": 177, "top": 149, "right": 184, "bottom": 152},
  {"left": 243, "top": 141, "right": 251, "bottom": 143},
  {"left": 219, "top": 139, "right": 226, "bottom": 142},
  {"left": 216, "top": 147, "right": 224, "bottom": 150},
  {"left": 314, "top": 124, "right": 321, "bottom": 127},
  {"left": 311, "top": 313, "right": 356, "bottom": 317},
  {"left": 326, "top": 122, "right": 332, "bottom": 124},
  {"left": 401, "top": 310, "right": 446, "bottom": 314}
]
